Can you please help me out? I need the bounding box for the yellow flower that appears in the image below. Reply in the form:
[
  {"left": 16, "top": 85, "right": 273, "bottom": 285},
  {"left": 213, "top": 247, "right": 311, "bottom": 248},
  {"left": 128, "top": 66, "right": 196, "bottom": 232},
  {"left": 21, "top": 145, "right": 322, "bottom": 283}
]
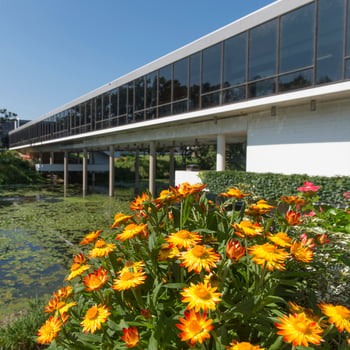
[
  {"left": 110, "top": 213, "right": 134, "bottom": 228},
  {"left": 44, "top": 296, "right": 76, "bottom": 316},
  {"left": 112, "top": 269, "right": 146, "bottom": 291},
  {"left": 231, "top": 220, "right": 263, "bottom": 238},
  {"left": 116, "top": 223, "right": 148, "bottom": 241},
  {"left": 81, "top": 304, "right": 111, "bottom": 334},
  {"left": 53, "top": 286, "right": 73, "bottom": 300},
  {"left": 226, "top": 339, "right": 264, "bottom": 349},
  {"left": 158, "top": 243, "right": 180, "bottom": 261},
  {"left": 319, "top": 302, "right": 350, "bottom": 333},
  {"left": 89, "top": 239, "right": 115, "bottom": 258},
  {"left": 280, "top": 196, "right": 306, "bottom": 206},
  {"left": 37, "top": 316, "right": 62, "bottom": 344},
  {"left": 65, "top": 263, "right": 91, "bottom": 281},
  {"left": 275, "top": 312, "right": 324, "bottom": 347},
  {"left": 248, "top": 243, "right": 289, "bottom": 271},
  {"left": 267, "top": 232, "right": 292, "bottom": 248},
  {"left": 176, "top": 309, "right": 213, "bottom": 345},
  {"left": 165, "top": 230, "right": 202, "bottom": 249},
  {"left": 290, "top": 241, "right": 313, "bottom": 263},
  {"left": 83, "top": 268, "right": 109, "bottom": 291},
  {"left": 288, "top": 302, "right": 327, "bottom": 327},
  {"left": 220, "top": 187, "right": 250, "bottom": 198},
  {"left": 120, "top": 260, "right": 145, "bottom": 273},
  {"left": 245, "top": 200, "right": 275, "bottom": 216},
  {"left": 170, "top": 182, "right": 206, "bottom": 199},
  {"left": 130, "top": 192, "right": 151, "bottom": 211},
  {"left": 153, "top": 189, "right": 179, "bottom": 205},
  {"left": 121, "top": 326, "right": 140, "bottom": 348},
  {"left": 79, "top": 230, "right": 102, "bottom": 245},
  {"left": 181, "top": 282, "right": 221, "bottom": 312},
  {"left": 178, "top": 245, "right": 221, "bottom": 273}
]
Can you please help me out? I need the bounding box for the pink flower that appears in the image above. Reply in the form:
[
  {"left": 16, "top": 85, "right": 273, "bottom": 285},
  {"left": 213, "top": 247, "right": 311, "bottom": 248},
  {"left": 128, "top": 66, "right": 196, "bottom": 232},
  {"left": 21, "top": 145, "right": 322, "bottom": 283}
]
[
  {"left": 297, "top": 182, "right": 320, "bottom": 192},
  {"left": 304, "top": 211, "right": 316, "bottom": 217},
  {"left": 300, "top": 233, "right": 316, "bottom": 250},
  {"left": 343, "top": 192, "right": 350, "bottom": 200}
]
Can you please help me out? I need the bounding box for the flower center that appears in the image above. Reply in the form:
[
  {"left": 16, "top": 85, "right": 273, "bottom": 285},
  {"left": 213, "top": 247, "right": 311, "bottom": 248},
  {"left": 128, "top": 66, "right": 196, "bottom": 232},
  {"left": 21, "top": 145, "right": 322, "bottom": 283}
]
[
  {"left": 95, "top": 240, "right": 106, "bottom": 248},
  {"left": 195, "top": 287, "right": 210, "bottom": 299},
  {"left": 86, "top": 306, "right": 98, "bottom": 320},
  {"left": 188, "top": 320, "right": 202, "bottom": 334},
  {"left": 191, "top": 245, "right": 206, "bottom": 257},
  {"left": 177, "top": 230, "right": 190, "bottom": 239},
  {"left": 121, "top": 271, "right": 134, "bottom": 281},
  {"left": 294, "top": 321, "right": 308, "bottom": 333},
  {"left": 125, "top": 261, "right": 134, "bottom": 268}
]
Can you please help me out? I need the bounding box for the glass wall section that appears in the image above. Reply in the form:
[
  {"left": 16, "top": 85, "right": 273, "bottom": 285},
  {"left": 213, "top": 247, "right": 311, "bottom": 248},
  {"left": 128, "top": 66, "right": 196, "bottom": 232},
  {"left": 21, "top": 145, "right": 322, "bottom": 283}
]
[
  {"left": 280, "top": 3, "right": 315, "bottom": 74},
  {"left": 110, "top": 88, "right": 118, "bottom": 126},
  {"left": 173, "top": 58, "right": 188, "bottom": 101},
  {"left": 189, "top": 52, "right": 200, "bottom": 111},
  {"left": 86, "top": 101, "right": 92, "bottom": 131},
  {"left": 127, "top": 82, "right": 134, "bottom": 123},
  {"left": 146, "top": 71, "right": 157, "bottom": 119},
  {"left": 135, "top": 77, "right": 145, "bottom": 122},
  {"left": 279, "top": 69, "right": 313, "bottom": 92},
  {"left": 347, "top": 0, "right": 350, "bottom": 57},
  {"left": 95, "top": 96, "right": 103, "bottom": 129},
  {"left": 249, "top": 19, "right": 277, "bottom": 81},
  {"left": 158, "top": 65, "right": 172, "bottom": 105},
  {"left": 119, "top": 85, "right": 127, "bottom": 125},
  {"left": 103, "top": 93, "right": 110, "bottom": 128},
  {"left": 317, "top": 0, "right": 345, "bottom": 84},
  {"left": 202, "top": 43, "right": 222, "bottom": 93}
]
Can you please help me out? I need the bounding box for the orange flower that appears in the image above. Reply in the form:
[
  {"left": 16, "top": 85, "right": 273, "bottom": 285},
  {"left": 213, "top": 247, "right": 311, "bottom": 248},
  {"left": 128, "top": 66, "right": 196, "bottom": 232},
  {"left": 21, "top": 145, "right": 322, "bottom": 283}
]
[
  {"left": 81, "top": 304, "right": 111, "bottom": 334},
  {"left": 110, "top": 213, "right": 133, "bottom": 228},
  {"left": 116, "top": 223, "right": 148, "bottom": 241},
  {"left": 226, "top": 339, "right": 264, "bottom": 349},
  {"left": 299, "top": 233, "right": 316, "bottom": 250},
  {"left": 83, "top": 268, "right": 109, "bottom": 291},
  {"left": 44, "top": 296, "right": 76, "bottom": 315},
  {"left": 37, "top": 316, "right": 63, "bottom": 344},
  {"left": 89, "top": 239, "right": 115, "bottom": 258},
  {"left": 275, "top": 312, "right": 324, "bottom": 347},
  {"left": 165, "top": 230, "right": 202, "bottom": 249},
  {"left": 120, "top": 260, "right": 145, "bottom": 274},
  {"left": 130, "top": 192, "right": 151, "bottom": 211},
  {"left": 157, "top": 243, "right": 180, "bottom": 261},
  {"left": 79, "top": 230, "right": 102, "bottom": 245},
  {"left": 178, "top": 245, "right": 221, "bottom": 273},
  {"left": 226, "top": 239, "right": 245, "bottom": 262},
  {"left": 176, "top": 310, "right": 213, "bottom": 345},
  {"left": 248, "top": 243, "right": 289, "bottom": 271},
  {"left": 285, "top": 210, "right": 303, "bottom": 226},
  {"left": 121, "top": 326, "right": 140, "bottom": 348},
  {"left": 267, "top": 232, "right": 292, "bottom": 248},
  {"left": 315, "top": 233, "right": 329, "bottom": 245},
  {"left": 170, "top": 182, "right": 206, "bottom": 199},
  {"left": 73, "top": 253, "right": 87, "bottom": 264},
  {"left": 319, "top": 302, "right": 350, "bottom": 333},
  {"left": 288, "top": 302, "right": 327, "bottom": 327},
  {"left": 231, "top": 220, "right": 263, "bottom": 238},
  {"left": 290, "top": 241, "right": 313, "bottom": 263},
  {"left": 112, "top": 269, "right": 146, "bottom": 291},
  {"left": 153, "top": 189, "right": 179, "bottom": 205},
  {"left": 181, "top": 282, "right": 221, "bottom": 312},
  {"left": 65, "top": 262, "right": 90, "bottom": 281},
  {"left": 280, "top": 196, "right": 306, "bottom": 206},
  {"left": 245, "top": 200, "right": 275, "bottom": 216},
  {"left": 220, "top": 188, "right": 249, "bottom": 198},
  {"left": 53, "top": 286, "right": 73, "bottom": 300}
]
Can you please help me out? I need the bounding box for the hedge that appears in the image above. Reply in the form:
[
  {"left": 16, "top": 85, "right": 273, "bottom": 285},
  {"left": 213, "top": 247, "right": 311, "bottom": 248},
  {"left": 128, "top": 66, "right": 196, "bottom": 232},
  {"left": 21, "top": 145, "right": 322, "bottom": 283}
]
[{"left": 199, "top": 170, "right": 350, "bottom": 206}]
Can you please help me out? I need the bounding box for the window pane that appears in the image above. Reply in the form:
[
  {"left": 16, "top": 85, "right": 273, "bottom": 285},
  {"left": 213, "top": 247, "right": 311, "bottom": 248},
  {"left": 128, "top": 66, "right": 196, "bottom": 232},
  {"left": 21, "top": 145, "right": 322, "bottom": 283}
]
[
  {"left": 278, "top": 69, "right": 313, "bottom": 92},
  {"left": 159, "top": 104, "right": 171, "bottom": 117},
  {"left": 173, "top": 101, "right": 187, "bottom": 114},
  {"left": 249, "top": 19, "right": 277, "bottom": 80},
  {"left": 347, "top": 0, "right": 350, "bottom": 56},
  {"left": 135, "top": 77, "right": 145, "bottom": 111},
  {"left": 224, "top": 32, "right": 247, "bottom": 87},
  {"left": 119, "top": 85, "right": 127, "bottom": 115},
  {"left": 346, "top": 59, "right": 350, "bottom": 79},
  {"left": 110, "top": 89, "right": 118, "bottom": 117},
  {"left": 159, "top": 65, "right": 172, "bottom": 105},
  {"left": 317, "top": 0, "right": 345, "bottom": 84},
  {"left": 146, "top": 71, "right": 157, "bottom": 108},
  {"left": 248, "top": 78, "right": 276, "bottom": 98},
  {"left": 173, "top": 58, "right": 188, "bottom": 101},
  {"left": 280, "top": 3, "right": 315, "bottom": 73},
  {"left": 96, "top": 96, "right": 102, "bottom": 121},
  {"left": 103, "top": 93, "right": 110, "bottom": 120},
  {"left": 202, "top": 92, "right": 221, "bottom": 108},
  {"left": 223, "top": 86, "right": 246, "bottom": 104},
  {"left": 202, "top": 43, "right": 222, "bottom": 93},
  {"left": 189, "top": 52, "right": 200, "bottom": 111},
  {"left": 127, "top": 82, "right": 134, "bottom": 122},
  {"left": 86, "top": 102, "right": 92, "bottom": 126}
]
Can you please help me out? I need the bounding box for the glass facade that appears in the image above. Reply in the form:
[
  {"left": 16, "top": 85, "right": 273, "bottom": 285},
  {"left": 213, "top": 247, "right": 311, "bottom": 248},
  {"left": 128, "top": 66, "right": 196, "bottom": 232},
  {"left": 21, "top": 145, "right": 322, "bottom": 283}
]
[{"left": 9, "top": 0, "right": 350, "bottom": 147}]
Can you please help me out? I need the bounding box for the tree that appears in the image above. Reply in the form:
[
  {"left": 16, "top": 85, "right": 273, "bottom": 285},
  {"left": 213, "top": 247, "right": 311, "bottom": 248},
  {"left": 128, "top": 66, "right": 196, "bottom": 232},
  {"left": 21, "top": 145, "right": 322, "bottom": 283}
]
[{"left": 0, "top": 109, "right": 18, "bottom": 122}]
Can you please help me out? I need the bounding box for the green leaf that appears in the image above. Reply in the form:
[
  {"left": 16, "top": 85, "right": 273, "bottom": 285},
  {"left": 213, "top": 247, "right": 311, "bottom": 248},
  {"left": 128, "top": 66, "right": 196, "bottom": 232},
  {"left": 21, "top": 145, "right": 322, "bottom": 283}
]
[{"left": 163, "top": 282, "right": 187, "bottom": 289}]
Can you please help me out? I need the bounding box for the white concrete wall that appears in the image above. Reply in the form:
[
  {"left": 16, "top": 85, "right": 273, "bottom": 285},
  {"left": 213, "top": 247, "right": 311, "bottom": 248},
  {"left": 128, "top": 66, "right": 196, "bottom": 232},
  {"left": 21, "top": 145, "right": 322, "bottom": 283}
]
[
  {"left": 175, "top": 170, "right": 203, "bottom": 186},
  {"left": 246, "top": 99, "right": 350, "bottom": 177}
]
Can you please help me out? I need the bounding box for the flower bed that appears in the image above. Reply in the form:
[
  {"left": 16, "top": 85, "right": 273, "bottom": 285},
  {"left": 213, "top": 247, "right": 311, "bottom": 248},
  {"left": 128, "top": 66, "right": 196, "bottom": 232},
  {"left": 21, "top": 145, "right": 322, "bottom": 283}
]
[{"left": 37, "top": 182, "right": 350, "bottom": 349}]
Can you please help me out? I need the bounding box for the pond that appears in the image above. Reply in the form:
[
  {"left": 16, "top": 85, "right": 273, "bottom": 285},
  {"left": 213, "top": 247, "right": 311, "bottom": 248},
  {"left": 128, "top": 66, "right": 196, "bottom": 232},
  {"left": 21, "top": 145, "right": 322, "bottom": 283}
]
[{"left": 0, "top": 186, "right": 132, "bottom": 320}]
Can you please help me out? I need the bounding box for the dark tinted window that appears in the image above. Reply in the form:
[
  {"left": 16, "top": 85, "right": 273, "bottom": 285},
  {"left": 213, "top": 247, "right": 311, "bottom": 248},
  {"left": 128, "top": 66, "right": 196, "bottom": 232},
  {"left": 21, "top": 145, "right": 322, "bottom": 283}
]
[
  {"left": 110, "top": 89, "right": 118, "bottom": 117},
  {"left": 346, "top": 59, "right": 350, "bottom": 79},
  {"left": 146, "top": 71, "right": 157, "bottom": 108},
  {"left": 189, "top": 52, "right": 200, "bottom": 111},
  {"left": 249, "top": 19, "right": 278, "bottom": 81},
  {"left": 119, "top": 85, "right": 127, "bottom": 115},
  {"left": 159, "top": 65, "right": 172, "bottom": 105},
  {"left": 86, "top": 101, "right": 92, "bottom": 125},
  {"left": 223, "top": 86, "right": 246, "bottom": 104},
  {"left": 103, "top": 93, "right": 110, "bottom": 120},
  {"left": 202, "top": 43, "right": 222, "bottom": 93},
  {"left": 96, "top": 96, "right": 102, "bottom": 121},
  {"left": 248, "top": 78, "right": 276, "bottom": 98},
  {"left": 279, "top": 69, "right": 313, "bottom": 92},
  {"left": 173, "top": 58, "right": 188, "bottom": 101},
  {"left": 135, "top": 77, "right": 145, "bottom": 111},
  {"left": 317, "top": 0, "right": 345, "bottom": 84},
  {"left": 223, "top": 32, "right": 247, "bottom": 86},
  {"left": 280, "top": 3, "right": 315, "bottom": 73},
  {"left": 127, "top": 82, "right": 134, "bottom": 122}
]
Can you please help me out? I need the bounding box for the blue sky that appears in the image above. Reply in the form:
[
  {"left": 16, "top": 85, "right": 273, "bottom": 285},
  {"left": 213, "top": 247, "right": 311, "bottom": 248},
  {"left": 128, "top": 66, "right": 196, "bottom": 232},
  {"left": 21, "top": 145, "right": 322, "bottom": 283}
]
[{"left": 0, "top": 0, "right": 275, "bottom": 120}]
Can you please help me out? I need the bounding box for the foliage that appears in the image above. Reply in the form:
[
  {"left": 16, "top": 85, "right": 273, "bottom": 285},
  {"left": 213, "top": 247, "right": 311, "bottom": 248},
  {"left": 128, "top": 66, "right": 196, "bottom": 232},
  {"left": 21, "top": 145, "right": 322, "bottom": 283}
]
[
  {"left": 36, "top": 182, "right": 349, "bottom": 349},
  {"left": 200, "top": 170, "right": 350, "bottom": 206},
  {"left": 0, "top": 151, "right": 42, "bottom": 185},
  {"left": 0, "top": 298, "right": 47, "bottom": 350}
]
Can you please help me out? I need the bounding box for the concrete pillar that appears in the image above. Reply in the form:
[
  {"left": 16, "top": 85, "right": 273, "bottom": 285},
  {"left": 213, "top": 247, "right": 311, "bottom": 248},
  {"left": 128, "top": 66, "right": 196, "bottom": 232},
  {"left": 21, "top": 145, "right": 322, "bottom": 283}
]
[
  {"left": 109, "top": 146, "right": 115, "bottom": 197},
  {"left": 82, "top": 149, "right": 88, "bottom": 197},
  {"left": 91, "top": 152, "right": 96, "bottom": 190},
  {"left": 149, "top": 141, "right": 156, "bottom": 197},
  {"left": 216, "top": 134, "right": 226, "bottom": 171},
  {"left": 64, "top": 151, "right": 68, "bottom": 197},
  {"left": 169, "top": 146, "right": 175, "bottom": 187},
  {"left": 49, "top": 152, "right": 54, "bottom": 165},
  {"left": 134, "top": 147, "right": 140, "bottom": 196},
  {"left": 39, "top": 152, "right": 43, "bottom": 164}
]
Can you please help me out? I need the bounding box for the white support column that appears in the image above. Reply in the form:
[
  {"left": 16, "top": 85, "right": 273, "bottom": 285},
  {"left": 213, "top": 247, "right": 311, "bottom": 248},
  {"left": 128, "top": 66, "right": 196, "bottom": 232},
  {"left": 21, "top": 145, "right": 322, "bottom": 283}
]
[
  {"left": 82, "top": 149, "right": 88, "bottom": 197},
  {"left": 149, "top": 141, "right": 156, "bottom": 197},
  {"left": 109, "top": 146, "right": 115, "bottom": 197},
  {"left": 49, "top": 152, "right": 54, "bottom": 165},
  {"left": 64, "top": 151, "right": 68, "bottom": 197},
  {"left": 169, "top": 146, "right": 175, "bottom": 187},
  {"left": 216, "top": 134, "right": 226, "bottom": 171},
  {"left": 134, "top": 147, "right": 140, "bottom": 196}
]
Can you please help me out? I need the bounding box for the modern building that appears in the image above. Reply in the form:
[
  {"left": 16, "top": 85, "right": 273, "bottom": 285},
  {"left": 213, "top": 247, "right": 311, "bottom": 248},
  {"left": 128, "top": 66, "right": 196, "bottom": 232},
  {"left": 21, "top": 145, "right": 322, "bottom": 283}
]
[{"left": 9, "top": 0, "right": 350, "bottom": 196}]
